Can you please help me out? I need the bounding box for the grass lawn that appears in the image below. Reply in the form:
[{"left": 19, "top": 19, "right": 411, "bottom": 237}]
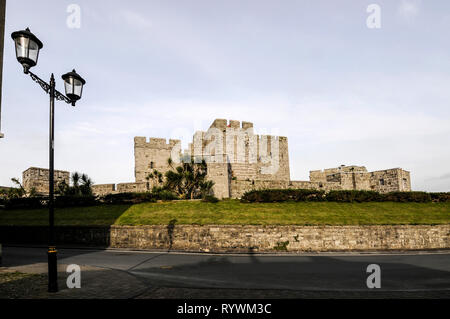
[{"left": 0, "top": 200, "right": 449, "bottom": 226}]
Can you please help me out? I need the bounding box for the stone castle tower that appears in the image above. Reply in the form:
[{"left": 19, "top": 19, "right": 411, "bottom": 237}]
[
  {"left": 134, "top": 119, "right": 290, "bottom": 198},
  {"left": 90, "top": 118, "right": 411, "bottom": 198}
]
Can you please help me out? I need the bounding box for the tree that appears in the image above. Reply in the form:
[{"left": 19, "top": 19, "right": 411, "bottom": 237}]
[
  {"left": 164, "top": 158, "right": 214, "bottom": 199},
  {"left": 10, "top": 177, "right": 26, "bottom": 198},
  {"left": 146, "top": 169, "right": 163, "bottom": 188},
  {"left": 57, "top": 172, "right": 93, "bottom": 196}
]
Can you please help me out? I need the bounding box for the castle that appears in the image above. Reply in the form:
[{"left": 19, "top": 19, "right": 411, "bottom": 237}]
[
  {"left": 90, "top": 118, "right": 412, "bottom": 198},
  {"left": 22, "top": 167, "right": 70, "bottom": 194}
]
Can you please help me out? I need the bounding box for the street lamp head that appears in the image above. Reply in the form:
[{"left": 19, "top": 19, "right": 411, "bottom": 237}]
[
  {"left": 62, "top": 69, "right": 86, "bottom": 106},
  {"left": 11, "top": 28, "right": 43, "bottom": 73}
]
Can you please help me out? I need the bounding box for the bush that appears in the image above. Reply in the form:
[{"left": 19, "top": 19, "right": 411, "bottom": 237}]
[
  {"left": 429, "top": 192, "right": 450, "bottom": 203},
  {"left": 54, "top": 195, "right": 98, "bottom": 207},
  {"left": 3, "top": 197, "right": 47, "bottom": 210},
  {"left": 2, "top": 195, "right": 100, "bottom": 210},
  {"left": 241, "top": 189, "right": 446, "bottom": 203},
  {"left": 325, "top": 190, "right": 383, "bottom": 203},
  {"left": 100, "top": 190, "right": 179, "bottom": 205},
  {"left": 100, "top": 192, "right": 156, "bottom": 205},
  {"left": 151, "top": 187, "right": 179, "bottom": 201},
  {"left": 202, "top": 195, "right": 219, "bottom": 203},
  {"left": 241, "top": 189, "right": 325, "bottom": 203},
  {"left": 383, "top": 191, "right": 431, "bottom": 203},
  {"left": 290, "top": 189, "right": 326, "bottom": 201}
]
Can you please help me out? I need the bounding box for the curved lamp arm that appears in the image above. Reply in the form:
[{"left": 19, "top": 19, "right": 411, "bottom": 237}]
[{"left": 28, "top": 70, "right": 73, "bottom": 105}]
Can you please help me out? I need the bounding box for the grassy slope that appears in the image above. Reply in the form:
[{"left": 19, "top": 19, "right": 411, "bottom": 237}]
[{"left": 0, "top": 200, "right": 449, "bottom": 226}]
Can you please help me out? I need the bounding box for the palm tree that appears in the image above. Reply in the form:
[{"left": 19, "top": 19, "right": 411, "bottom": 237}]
[
  {"left": 57, "top": 172, "right": 93, "bottom": 196},
  {"left": 164, "top": 158, "right": 213, "bottom": 199},
  {"left": 167, "top": 158, "right": 174, "bottom": 169},
  {"left": 9, "top": 177, "right": 26, "bottom": 198},
  {"left": 80, "top": 173, "right": 93, "bottom": 196},
  {"left": 146, "top": 169, "right": 164, "bottom": 190},
  {"left": 71, "top": 172, "right": 80, "bottom": 187},
  {"left": 200, "top": 180, "right": 214, "bottom": 198}
]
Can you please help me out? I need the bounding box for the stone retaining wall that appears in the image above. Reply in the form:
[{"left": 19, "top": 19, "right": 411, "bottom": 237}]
[
  {"left": 2, "top": 225, "right": 448, "bottom": 252},
  {"left": 110, "top": 225, "right": 450, "bottom": 252}
]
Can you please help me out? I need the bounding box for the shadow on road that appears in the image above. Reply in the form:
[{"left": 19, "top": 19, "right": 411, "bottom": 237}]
[{"left": 130, "top": 253, "right": 450, "bottom": 292}]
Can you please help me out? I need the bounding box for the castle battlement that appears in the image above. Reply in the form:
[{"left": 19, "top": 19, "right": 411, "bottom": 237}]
[
  {"left": 134, "top": 137, "right": 181, "bottom": 148},
  {"left": 106, "top": 119, "right": 414, "bottom": 199},
  {"left": 209, "top": 119, "right": 254, "bottom": 130}
]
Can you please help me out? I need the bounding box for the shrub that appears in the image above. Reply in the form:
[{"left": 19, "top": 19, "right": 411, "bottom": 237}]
[
  {"left": 241, "top": 189, "right": 325, "bottom": 203},
  {"left": 383, "top": 191, "right": 431, "bottom": 203},
  {"left": 2, "top": 195, "right": 100, "bottom": 210},
  {"left": 202, "top": 195, "right": 219, "bottom": 203},
  {"left": 54, "top": 195, "right": 98, "bottom": 208},
  {"left": 290, "top": 189, "right": 326, "bottom": 201},
  {"left": 429, "top": 192, "right": 450, "bottom": 203},
  {"left": 151, "top": 187, "right": 179, "bottom": 201},
  {"left": 3, "top": 197, "right": 47, "bottom": 210},
  {"left": 241, "top": 189, "right": 444, "bottom": 203},
  {"left": 100, "top": 190, "right": 179, "bottom": 205},
  {"left": 325, "top": 190, "right": 383, "bottom": 203},
  {"left": 100, "top": 192, "right": 156, "bottom": 205}
]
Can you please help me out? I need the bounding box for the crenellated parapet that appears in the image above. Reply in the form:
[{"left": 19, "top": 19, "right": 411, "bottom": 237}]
[
  {"left": 130, "top": 119, "right": 411, "bottom": 199},
  {"left": 134, "top": 136, "right": 181, "bottom": 183},
  {"left": 134, "top": 137, "right": 180, "bottom": 149}
]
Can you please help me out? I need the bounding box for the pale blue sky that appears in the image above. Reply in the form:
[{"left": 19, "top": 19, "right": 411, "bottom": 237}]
[{"left": 1, "top": 0, "right": 449, "bottom": 191}]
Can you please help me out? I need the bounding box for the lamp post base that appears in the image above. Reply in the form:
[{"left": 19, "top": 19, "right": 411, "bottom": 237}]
[{"left": 47, "top": 247, "right": 58, "bottom": 292}]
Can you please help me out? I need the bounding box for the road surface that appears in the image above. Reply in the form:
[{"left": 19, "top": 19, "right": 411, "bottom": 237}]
[{"left": 2, "top": 246, "right": 450, "bottom": 298}]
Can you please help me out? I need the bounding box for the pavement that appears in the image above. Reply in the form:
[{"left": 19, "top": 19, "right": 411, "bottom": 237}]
[
  {"left": 0, "top": 262, "right": 147, "bottom": 299},
  {"left": 1, "top": 246, "right": 450, "bottom": 299}
]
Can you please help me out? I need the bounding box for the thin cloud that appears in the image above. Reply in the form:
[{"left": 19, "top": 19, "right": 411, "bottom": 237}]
[
  {"left": 426, "top": 172, "right": 450, "bottom": 181},
  {"left": 117, "top": 10, "right": 152, "bottom": 29},
  {"left": 398, "top": 0, "right": 421, "bottom": 19}
]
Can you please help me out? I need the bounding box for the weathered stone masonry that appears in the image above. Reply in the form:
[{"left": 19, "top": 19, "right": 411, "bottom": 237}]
[
  {"left": 109, "top": 225, "right": 450, "bottom": 252},
  {"left": 90, "top": 119, "right": 411, "bottom": 198},
  {"left": 23, "top": 167, "right": 70, "bottom": 195},
  {"left": 1, "top": 225, "right": 448, "bottom": 252}
]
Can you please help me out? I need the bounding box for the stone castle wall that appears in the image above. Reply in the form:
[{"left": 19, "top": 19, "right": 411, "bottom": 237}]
[
  {"left": 134, "top": 137, "right": 180, "bottom": 184},
  {"left": 92, "top": 182, "right": 148, "bottom": 196},
  {"left": 91, "top": 184, "right": 116, "bottom": 196},
  {"left": 309, "top": 166, "right": 411, "bottom": 194},
  {"left": 132, "top": 119, "right": 290, "bottom": 198},
  {"left": 89, "top": 119, "right": 412, "bottom": 198},
  {"left": 230, "top": 179, "right": 343, "bottom": 199},
  {"left": 370, "top": 168, "right": 411, "bottom": 193},
  {"left": 22, "top": 167, "right": 70, "bottom": 195},
  {"left": 2, "top": 225, "right": 448, "bottom": 252},
  {"left": 109, "top": 224, "right": 450, "bottom": 252}
]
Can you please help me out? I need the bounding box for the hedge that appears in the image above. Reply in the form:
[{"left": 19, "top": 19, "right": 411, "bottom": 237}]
[
  {"left": 1, "top": 197, "right": 47, "bottom": 210},
  {"left": 241, "top": 189, "right": 449, "bottom": 203},
  {"left": 430, "top": 192, "right": 450, "bottom": 203},
  {"left": 55, "top": 195, "right": 98, "bottom": 207},
  {"left": 100, "top": 191, "right": 178, "bottom": 205},
  {"left": 382, "top": 191, "right": 431, "bottom": 203},
  {"left": 100, "top": 192, "right": 155, "bottom": 205},
  {"left": 1, "top": 195, "right": 99, "bottom": 210},
  {"left": 0, "top": 190, "right": 180, "bottom": 210},
  {"left": 241, "top": 189, "right": 326, "bottom": 203}
]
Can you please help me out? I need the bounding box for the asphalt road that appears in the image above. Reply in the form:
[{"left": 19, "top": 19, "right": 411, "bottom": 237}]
[{"left": 2, "top": 246, "right": 450, "bottom": 296}]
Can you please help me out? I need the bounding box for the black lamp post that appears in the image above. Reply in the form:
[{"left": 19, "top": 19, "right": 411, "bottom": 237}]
[{"left": 11, "top": 28, "right": 86, "bottom": 293}]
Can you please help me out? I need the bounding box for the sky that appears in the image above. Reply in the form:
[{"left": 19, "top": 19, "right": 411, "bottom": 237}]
[{"left": 0, "top": 0, "right": 449, "bottom": 191}]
